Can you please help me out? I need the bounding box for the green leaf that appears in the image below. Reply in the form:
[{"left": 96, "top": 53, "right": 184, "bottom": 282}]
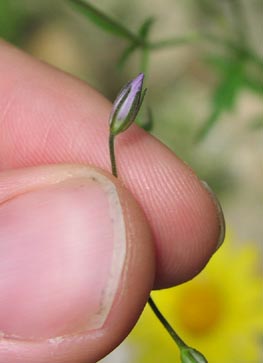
[
  {"left": 213, "top": 62, "right": 244, "bottom": 111},
  {"left": 67, "top": 0, "right": 143, "bottom": 44},
  {"left": 138, "top": 16, "right": 156, "bottom": 39},
  {"left": 150, "top": 33, "right": 201, "bottom": 50},
  {"left": 140, "top": 46, "right": 150, "bottom": 74},
  {"left": 244, "top": 76, "right": 263, "bottom": 95},
  {"left": 117, "top": 16, "right": 156, "bottom": 70},
  {"left": 136, "top": 106, "right": 154, "bottom": 131},
  {"left": 206, "top": 55, "right": 233, "bottom": 73},
  {"left": 195, "top": 108, "right": 221, "bottom": 142},
  {"left": 208, "top": 55, "right": 263, "bottom": 95},
  {"left": 137, "top": 17, "right": 155, "bottom": 74},
  {"left": 249, "top": 116, "right": 263, "bottom": 130},
  {"left": 117, "top": 42, "right": 139, "bottom": 69},
  {"left": 196, "top": 60, "right": 244, "bottom": 141},
  {"left": 213, "top": 60, "right": 243, "bottom": 112},
  {"left": 0, "top": 1, "right": 27, "bottom": 43}
]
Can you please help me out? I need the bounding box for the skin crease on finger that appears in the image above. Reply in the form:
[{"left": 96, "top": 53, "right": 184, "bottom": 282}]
[
  {"left": 0, "top": 39, "right": 222, "bottom": 289},
  {"left": 0, "top": 165, "right": 155, "bottom": 363}
]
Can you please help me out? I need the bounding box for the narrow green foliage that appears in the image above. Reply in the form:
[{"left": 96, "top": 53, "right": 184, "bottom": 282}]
[
  {"left": 138, "top": 17, "right": 155, "bottom": 74},
  {"left": 117, "top": 42, "right": 139, "bottom": 69},
  {"left": 150, "top": 33, "right": 201, "bottom": 50},
  {"left": 249, "top": 116, "right": 263, "bottom": 131},
  {"left": 196, "top": 58, "right": 245, "bottom": 141},
  {"left": 139, "top": 16, "right": 156, "bottom": 39},
  {"left": 67, "top": 0, "right": 143, "bottom": 44},
  {"left": 0, "top": 1, "right": 27, "bottom": 43},
  {"left": 141, "top": 47, "right": 150, "bottom": 75},
  {"left": 118, "top": 17, "right": 155, "bottom": 71},
  {"left": 206, "top": 55, "right": 235, "bottom": 73},
  {"left": 195, "top": 109, "right": 221, "bottom": 142},
  {"left": 243, "top": 77, "right": 263, "bottom": 95},
  {"left": 136, "top": 107, "right": 154, "bottom": 132},
  {"left": 213, "top": 61, "right": 244, "bottom": 111},
  {"left": 203, "top": 33, "right": 263, "bottom": 71},
  {"left": 228, "top": 0, "right": 248, "bottom": 44}
]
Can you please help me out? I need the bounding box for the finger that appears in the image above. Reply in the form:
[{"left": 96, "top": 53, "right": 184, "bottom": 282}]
[
  {"left": 0, "top": 164, "right": 154, "bottom": 363},
  {"left": 0, "top": 40, "right": 224, "bottom": 288}
]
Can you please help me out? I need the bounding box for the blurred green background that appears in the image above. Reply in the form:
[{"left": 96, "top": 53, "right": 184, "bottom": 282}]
[{"left": 1, "top": 1, "right": 262, "bottom": 362}]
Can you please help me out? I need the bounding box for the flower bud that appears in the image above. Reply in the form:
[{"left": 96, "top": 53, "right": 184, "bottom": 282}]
[
  {"left": 109, "top": 73, "right": 146, "bottom": 136},
  {"left": 180, "top": 347, "right": 208, "bottom": 363}
]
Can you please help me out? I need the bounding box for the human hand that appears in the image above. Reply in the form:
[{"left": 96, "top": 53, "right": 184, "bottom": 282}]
[{"left": 0, "top": 40, "right": 224, "bottom": 363}]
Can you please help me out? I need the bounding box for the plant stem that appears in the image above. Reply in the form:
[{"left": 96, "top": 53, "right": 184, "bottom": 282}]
[
  {"left": 109, "top": 133, "right": 117, "bottom": 177},
  {"left": 149, "top": 33, "right": 202, "bottom": 49},
  {"left": 68, "top": 0, "right": 146, "bottom": 46},
  {"left": 202, "top": 33, "right": 263, "bottom": 68},
  {"left": 228, "top": 0, "right": 247, "bottom": 45},
  {"left": 140, "top": 47, "right": 150, "bottom": 77},
  {"left": 148, "top": 295, "right": 187, "bottom": 348},
  {"left": 150, "top": 32, "right": 263, "bottom": 70}
]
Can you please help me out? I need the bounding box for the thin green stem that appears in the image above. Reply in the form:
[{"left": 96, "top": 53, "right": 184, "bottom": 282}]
[
  {"left": 148, "top": 295, "right": 187, "bottom": 348},
  {"left": 68, "top": 0, "right": 146, "bottom": 46},
  {"left": 109, "top": 133, "right": 117, "bottom": 177},
  {"left": 140, "top": 47, "right": 150, "bottom": 77},
  {"left": 149, "top": 33, "right": 202, "bottom": 49},
  {"left": 203, "top": 33, "right": 263, "bottom": 69},
  {"left": 195, "top": 108, "right": 221, "bottom": 143},
  {"left": 150, "top": 32, "right": 263, "bottom": 71},
  {"left": 228, "top": 0, "right": 247, "bottom": 45}
]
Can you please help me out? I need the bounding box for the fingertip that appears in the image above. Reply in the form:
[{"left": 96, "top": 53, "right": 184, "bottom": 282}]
[{"left": 149, "top": 155, "right": 225, "bottom": 289}]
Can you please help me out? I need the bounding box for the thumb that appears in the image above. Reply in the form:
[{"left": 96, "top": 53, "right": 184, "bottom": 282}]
[{"left": 0, "top": 164, "right": 154, "bottom": 363}]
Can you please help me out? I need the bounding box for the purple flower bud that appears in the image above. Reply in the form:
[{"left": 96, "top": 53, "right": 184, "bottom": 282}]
[{"left": 109, "top": 73, "right": 146, "bottom": 135}]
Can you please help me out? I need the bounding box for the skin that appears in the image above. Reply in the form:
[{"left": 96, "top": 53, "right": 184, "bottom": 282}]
[{"left": 0, "top": 40, "right": 223, "bottom": 363}]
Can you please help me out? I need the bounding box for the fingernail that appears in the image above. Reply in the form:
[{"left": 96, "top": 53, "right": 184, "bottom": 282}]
[
  {"left": 201, "top": 181, "right": 225, "bottom": 249},
  {"left": 0, "top": 173, "right": 126, "bottom": 340}
]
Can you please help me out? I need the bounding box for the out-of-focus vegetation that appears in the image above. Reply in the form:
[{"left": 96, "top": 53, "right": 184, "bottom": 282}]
[{"left": 1, "top": 1, "right": 262, "bottom": 362}]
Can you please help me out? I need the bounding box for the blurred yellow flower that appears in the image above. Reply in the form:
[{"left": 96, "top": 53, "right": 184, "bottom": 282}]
[{"left": 128, "top": 232, "right": 263, "bottom": 363}]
